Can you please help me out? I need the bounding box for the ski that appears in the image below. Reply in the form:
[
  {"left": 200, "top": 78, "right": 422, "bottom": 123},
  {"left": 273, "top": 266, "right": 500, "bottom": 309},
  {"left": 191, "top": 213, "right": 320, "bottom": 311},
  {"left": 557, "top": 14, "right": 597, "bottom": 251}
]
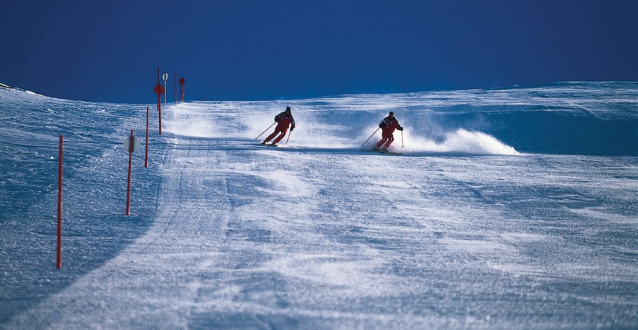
[{"left": 359, "top": 148, "right": 402, "bottom": 155}]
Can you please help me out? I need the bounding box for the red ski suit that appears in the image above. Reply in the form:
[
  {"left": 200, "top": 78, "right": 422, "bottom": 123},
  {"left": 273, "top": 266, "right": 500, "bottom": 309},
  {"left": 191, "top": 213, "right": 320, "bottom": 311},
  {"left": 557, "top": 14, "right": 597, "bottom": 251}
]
[
  {"left": 264, "top": 112, "right": 296, "bottom": 144},
  {"left": 376, "top": 116, "right": 403, "bottom": 149}
]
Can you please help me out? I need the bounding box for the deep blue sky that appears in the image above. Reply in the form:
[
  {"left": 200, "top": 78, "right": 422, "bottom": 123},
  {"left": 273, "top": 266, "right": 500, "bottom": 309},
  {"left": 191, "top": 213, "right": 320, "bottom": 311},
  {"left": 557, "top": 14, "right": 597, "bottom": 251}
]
[{"left": 2, "top": 1, "right": 637, "bottom": 103}]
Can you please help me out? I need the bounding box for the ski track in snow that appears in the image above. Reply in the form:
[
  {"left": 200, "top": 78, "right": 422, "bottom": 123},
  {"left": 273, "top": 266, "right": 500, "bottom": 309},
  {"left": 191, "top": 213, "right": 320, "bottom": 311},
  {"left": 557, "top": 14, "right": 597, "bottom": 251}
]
[{"left": 1, "top": 84, "right": 638, "bottom": 329}]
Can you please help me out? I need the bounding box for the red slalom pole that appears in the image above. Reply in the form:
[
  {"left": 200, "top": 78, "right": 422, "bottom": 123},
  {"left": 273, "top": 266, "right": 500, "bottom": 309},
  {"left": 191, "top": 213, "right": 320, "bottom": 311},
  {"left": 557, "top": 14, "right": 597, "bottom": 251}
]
[
  {"left": 145, "top": 106, "right": 149, "bottom": 168},
  {"left": 126, "top": 130, "right": 134, "bottom": 215},
  {"left": 157, "top": 67, "right": 162, "bottom": 135},
  {"left": 179, "top": 77, "right": 185, "bottom": 102},
  {"left": 57, "top": 135, "right": 63, "bottom": 269}
]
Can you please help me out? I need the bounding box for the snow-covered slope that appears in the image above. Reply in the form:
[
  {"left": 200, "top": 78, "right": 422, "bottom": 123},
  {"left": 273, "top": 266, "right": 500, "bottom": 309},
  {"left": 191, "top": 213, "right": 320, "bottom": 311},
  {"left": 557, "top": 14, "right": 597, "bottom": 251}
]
[{"left": 1, "top": 83, "right": 637, "bottom": 329}]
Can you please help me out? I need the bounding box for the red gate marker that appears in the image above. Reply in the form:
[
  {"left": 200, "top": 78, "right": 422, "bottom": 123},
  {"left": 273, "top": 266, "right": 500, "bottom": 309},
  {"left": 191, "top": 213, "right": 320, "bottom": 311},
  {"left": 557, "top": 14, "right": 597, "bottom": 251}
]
[
  {"left": 57, "top": 135, "right": 63, "bottom": 269},
  {"left": 154, "top": 67, "right": 165, "bottom": 135},
  {"left": 153, "top": 84, "right": 165, "bottom": 96}
]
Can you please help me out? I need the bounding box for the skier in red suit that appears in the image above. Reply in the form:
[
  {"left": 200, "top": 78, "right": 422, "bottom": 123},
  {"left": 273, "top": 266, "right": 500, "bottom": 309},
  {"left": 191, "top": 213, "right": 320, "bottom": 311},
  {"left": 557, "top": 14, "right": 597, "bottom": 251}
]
[
  {"left": 375, "top": 111, "right": 403, "bottom": 150},
  {"left": 262, "top": 106, "right": 296, "bottom": 146}
]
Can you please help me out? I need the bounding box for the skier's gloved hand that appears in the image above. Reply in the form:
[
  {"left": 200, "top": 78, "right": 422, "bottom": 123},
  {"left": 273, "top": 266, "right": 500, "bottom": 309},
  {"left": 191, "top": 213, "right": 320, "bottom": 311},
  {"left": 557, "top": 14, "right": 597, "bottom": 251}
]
[
  {"left": 379, "top": 123, "right": 384, "bottom": 128},
  {"left": 398, "top": 126, "right": 403, "bottom": 131},
  {"left": 290, "top": 126, "right": 295, "bottom": 132}
]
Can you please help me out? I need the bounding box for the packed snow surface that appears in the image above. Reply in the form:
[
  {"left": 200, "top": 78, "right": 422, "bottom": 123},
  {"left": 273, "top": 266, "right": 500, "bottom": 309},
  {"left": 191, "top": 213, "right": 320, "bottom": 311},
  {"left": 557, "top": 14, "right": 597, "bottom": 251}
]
[{"left": 1, "top": 82, "right": 637, "bottom": 329}]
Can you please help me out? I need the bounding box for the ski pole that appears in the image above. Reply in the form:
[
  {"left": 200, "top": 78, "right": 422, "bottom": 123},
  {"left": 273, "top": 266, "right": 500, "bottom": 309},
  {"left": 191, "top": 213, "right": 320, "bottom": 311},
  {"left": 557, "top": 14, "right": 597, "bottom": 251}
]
[
  {"left": 361, "top": 127, "right": 380, "bottom": 147},
  {"left": 286, "top": 130, "right": 292, "bottom": 145},
  {"left": 255, "top": 122, "right": 276, "bottom": 139},
  {"left": 401, "top": 130, "right": 404, "bottom": 148}
]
